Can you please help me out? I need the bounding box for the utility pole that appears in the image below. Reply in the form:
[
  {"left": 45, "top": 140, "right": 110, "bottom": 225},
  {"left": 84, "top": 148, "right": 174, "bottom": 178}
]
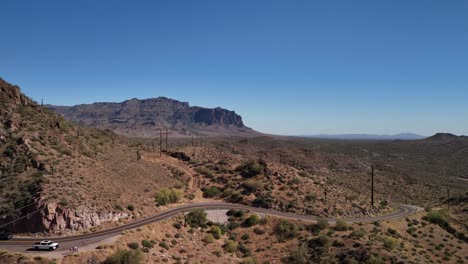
[
  {"left": 371, "top": 165, "right": 375, "bottom": 207},
  {"left": 156, "top": 128, "right": 171, "bottom": 157}
]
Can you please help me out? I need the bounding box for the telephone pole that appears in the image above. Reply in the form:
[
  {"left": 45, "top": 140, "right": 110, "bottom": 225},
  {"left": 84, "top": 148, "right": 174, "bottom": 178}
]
[
  {"left": 156, "top": 128, "right": 171, "bottom": 156},
  {"left": 371, "top": 165, "right": 375, "bottom": 207}
]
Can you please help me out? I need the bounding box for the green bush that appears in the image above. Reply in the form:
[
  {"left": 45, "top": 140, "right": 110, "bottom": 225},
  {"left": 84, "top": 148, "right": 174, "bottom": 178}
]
[
  {"left": 317, "top": 218, "right": 329, "bottom": 230},
  {"left": 335, "top": 220, "right": 349, "bottom": 231},
  {"left": 155, "top": 188, "right": 181, "bottom": 206},
  {"left": 224, "top": 240, "right": 238, "bottom": 253},
  {"left": 114, "top": 204, "right": 124, "bottom": 211},
  {"left": 141, "top": 240, "right": 152, "bottom": 248},
  {"left": 236, "top": 160, "right": 265, "bottom": 178},
  {"left": 350, "top": 229, "right": 366, "bottom": 238},
  {"left": 127, "top": 243, "right": 139, "bottom": 250},
  {"left": 309, "top": 234, "right": 331, "bottom": 247},
  {"left": 186, "top": 208, "right": 207, "bottom": 228},
  {"left": 426, "top": 210, "right": 448, "bottom": 226},
  {"left": 286, "top": 244, "right": 309, "bottom": 264},
  {"left": 243, "top": 214, "right": 261, "bottom": 227},
  {"left": 203, "top": 234, "right": 215, "bottom": 243},
  {"left": 274, "top": 220, "right": 299, "bottom": 241},
  {"left": 127, "top": 205, "right": 135, "bottom": 211},
  {"left": 159, "top": 241, "right": 169, "bottom": 250},
  {"left": 210, "top": 226, "right": 223, "bottom": 239},
  {"left": 242, "top": 180, "right": 263, "bottom": 193},
  {"left": 103, "top": 249, "right": 143, "bottom": 264},
  {"left": 383, "top": 236, "right": 398, "bottom": 250},
  {"left": 305, "top": 192, "right": 317, "bottom": 201},
  {"left": 201, "top": 186, "right": 222, "bottom": 198},
  {"left": 367, "top": 255, "right": 382, "bottom": 264}
]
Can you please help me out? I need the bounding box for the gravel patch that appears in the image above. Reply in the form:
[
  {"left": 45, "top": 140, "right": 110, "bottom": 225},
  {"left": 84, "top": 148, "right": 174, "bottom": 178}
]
[{"left": 206, "top": 209, "right": 230, "bottom": 224}]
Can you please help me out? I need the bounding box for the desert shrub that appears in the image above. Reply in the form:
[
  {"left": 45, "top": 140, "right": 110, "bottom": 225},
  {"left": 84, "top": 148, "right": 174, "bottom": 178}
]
[
  {"left": 383, "top": 236, "right": 398, "bottom": 250},
  {"left": 201, "top": 186, "right": 222, "bottom": 198},
  {"left": 350, "top": 229, "right": 366, "bottom": 238},
  {"left": 103, "top": 249, "right": 143, "bottom": 264},
  {"left": 254, "top": 227, "right": 266, "bottom": 235},
  {"left": 252, "top": 196, "right": 274, "bottom": 209},
  {"left": 243, "top": 214, "right": 261, "bottom": 227},
  {"left": 343, "top": 257, "right": 359, "bottom": 264},
  {"left": 210, "top": 226, "right": 223, "bottom": 239},
  {"left": 58, "top": 198, "right": 69, "bottom": 207},
  {"left": 155, "top": 188, "right": 181, "bottom": 206},
  {"left": 224, "top": 240, "right": 238, "bottom": 253},
  {"left": 308, "top": 218, "right": 328, "bottom": 234},
  {"left": 127, "top": 243, "right": 139, "bottom": 250},
  {"left": 317, "top": 218, "right": 329, "bottom": 230},
  {"left": 114, "top": 204, "right": 124, "bottom": 211},
  {"left": 195, "top": 167, "right": 214, "bottom": 178},
  {"left": 335, "top": 220, "right": 349, "bottom": 231},
  {"left": 367, "top": 255, "right": 382, "bottom": 264},
  {"left": 236, "top": 160, "right": 264, "bottom": 178},
  {"left": 203, "top": 234, "right": 215, "bottom": 243},
  {"left": 305, "top": 192, "right": 317, "bottom": 201},
  {"left": 240, "top": 257, "right": 257, "bottom": 264},
  {"left": 426, "top": 210, "right": 448, "bottom": 226},
  {"left": 275, "top": 220, "right": 299, "bottom": 241},
  {"left": 186, "top": 208, "right": 207, "bottom": 228},
  {"left": 285, "top": 244, "right": 309, "bottom": 264},
  {"left": 127, "top": 205, "right": 135, "bottom": 211},
  {"left": 141, "top": 240, "right": 153, "bottom": 248},
  {"left": 223, "top": 189, "right": 244, "bottom": 203},
  {"left": 159, "top": 241, "right": 169, "bottom": 250},
  {"left": 243, "top": 180, "right": 263, "bottom": 193},
  {"left": 309, "top": 235, "right": 331, "bottom": 247},
  {"left": 228, "top": 222, "right": 241, "bottom": 230}
]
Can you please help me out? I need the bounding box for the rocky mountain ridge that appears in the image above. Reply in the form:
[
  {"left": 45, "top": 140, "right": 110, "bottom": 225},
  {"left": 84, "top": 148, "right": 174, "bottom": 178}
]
[{"left": 49, "top": 97, "right": 258, "bottom": 138}]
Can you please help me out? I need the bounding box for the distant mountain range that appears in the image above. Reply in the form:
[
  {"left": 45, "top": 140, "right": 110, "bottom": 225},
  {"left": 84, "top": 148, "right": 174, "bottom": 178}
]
[
  {"left": 48, "top": 97, "right": 258, "bottom": 138},
  {"left": 299, "top": 133, "right": 426, "bottom": 140}
]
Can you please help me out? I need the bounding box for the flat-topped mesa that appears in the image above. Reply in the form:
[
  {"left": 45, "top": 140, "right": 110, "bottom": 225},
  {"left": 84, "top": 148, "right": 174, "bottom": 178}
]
[{"left": 49, "top": 97, "right": 258, "bottom": 138}]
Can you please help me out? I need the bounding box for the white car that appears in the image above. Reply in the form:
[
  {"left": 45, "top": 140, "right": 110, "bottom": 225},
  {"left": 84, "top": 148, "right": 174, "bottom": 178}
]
[{"left": 33, "top": 240, "right": 60, "bottom": 250}]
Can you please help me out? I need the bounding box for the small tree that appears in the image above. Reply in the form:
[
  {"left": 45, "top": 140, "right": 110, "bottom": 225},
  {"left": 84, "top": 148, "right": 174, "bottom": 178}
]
[
  {"left": 155, "top": 188, "right": 181, "bottom": 206},
  {"left": 335, "top": 220, "right": 349, "bottom": 231},
  {"left": 224, "top": 240, "right": 238, "bottom": 253},
  {"left": 186, "top": 208, "right": 207, "bottom": 228},
  {"left": 383, "top": 236, "right": 398, "bottom": 250},
  {"left": 243, "top": 214, "right": 261, "bottom": 227},
  {"left": 210, "top": 226, "right": 223, "bottom": 239},
  {"left": 274, "top": 220, "right": 298, "bottom": 241}
]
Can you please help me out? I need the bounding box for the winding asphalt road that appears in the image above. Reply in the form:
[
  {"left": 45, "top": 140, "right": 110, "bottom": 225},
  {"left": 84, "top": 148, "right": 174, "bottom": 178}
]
[{"left": 0, "top": 202, "right": 422, "bottom": 252}]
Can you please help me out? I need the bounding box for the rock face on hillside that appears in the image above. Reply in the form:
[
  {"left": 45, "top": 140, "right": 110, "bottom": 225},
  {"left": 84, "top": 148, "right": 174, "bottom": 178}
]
[{"left": 49, "top": 97, "right": 258, "bottom": 138}]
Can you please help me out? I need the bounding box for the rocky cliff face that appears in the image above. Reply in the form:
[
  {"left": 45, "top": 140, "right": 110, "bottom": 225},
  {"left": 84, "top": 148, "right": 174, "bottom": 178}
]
[
  {"left": 0, "top": 78, "right": 133, "bottom": 234},
  {"left": 49, "top": 97, "right": 258, "bottom": 138}
]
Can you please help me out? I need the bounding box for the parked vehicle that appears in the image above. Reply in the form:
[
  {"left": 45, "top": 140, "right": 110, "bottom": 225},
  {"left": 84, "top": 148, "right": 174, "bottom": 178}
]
[
  {"left": 0, "top": 231, "right": 12, "bottom": 240},
  {"left": 33, "top": 240, "right": 59, "bottom": 250}
]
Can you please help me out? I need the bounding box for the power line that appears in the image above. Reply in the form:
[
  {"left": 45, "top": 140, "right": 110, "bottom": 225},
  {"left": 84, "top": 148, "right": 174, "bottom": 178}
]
[
  {"left": 0, "top": 207, "right": 43, "bottom": 229},
  {"left": 0, "top": 193, "right": 41, "bottom": 210},
  {"left": 0, "top": 201, "right": 37, "bottom": 219}
]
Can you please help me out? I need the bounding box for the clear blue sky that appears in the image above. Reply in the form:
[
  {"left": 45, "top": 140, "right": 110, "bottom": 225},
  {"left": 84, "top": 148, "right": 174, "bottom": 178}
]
[{"left": 1, "top": 1, "right": 467, "bottom": 136}]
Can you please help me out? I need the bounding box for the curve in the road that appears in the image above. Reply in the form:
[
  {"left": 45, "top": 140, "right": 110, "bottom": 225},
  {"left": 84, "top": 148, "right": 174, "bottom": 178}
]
[{"left": 0, "top": 202, "right": 421, "bottom": 246}]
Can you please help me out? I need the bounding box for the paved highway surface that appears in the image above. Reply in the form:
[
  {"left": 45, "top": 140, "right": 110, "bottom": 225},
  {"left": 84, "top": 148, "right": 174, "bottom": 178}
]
[{"left": 0, "top": 202, "right": 422, "bottom": 253}]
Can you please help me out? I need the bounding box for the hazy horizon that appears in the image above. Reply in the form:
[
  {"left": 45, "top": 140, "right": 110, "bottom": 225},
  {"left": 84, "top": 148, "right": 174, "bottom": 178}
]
[{"left": 1, "top": 1, "right": 467, "bottom": 136}]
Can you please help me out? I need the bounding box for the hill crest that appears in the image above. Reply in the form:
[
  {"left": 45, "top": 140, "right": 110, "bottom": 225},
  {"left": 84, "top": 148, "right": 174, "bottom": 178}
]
[{"left": 49, "top": 97, "right": 258, "bottom": 138}]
